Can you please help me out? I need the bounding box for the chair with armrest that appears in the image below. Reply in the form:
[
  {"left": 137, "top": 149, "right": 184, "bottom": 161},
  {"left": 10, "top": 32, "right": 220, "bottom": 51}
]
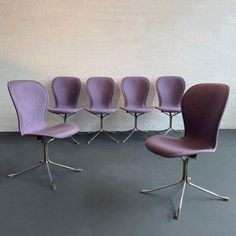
[
  {"left": 48, "top": 76, "right": 82, "bottom": 144},
  {"left": 85, "top": 77, "right": 119, "bottom": 144},
  {"left": 8, "top": 80, "right": 82, "bottom": 190},
  {"left": 121, "top": 76, "right": 152, "bottom": 143},
  {"left": 141, "top": 83, "right": 229, "bottom": 219},
  {"left": 155, "top": 76, "right": 185, "bottom": 136}
]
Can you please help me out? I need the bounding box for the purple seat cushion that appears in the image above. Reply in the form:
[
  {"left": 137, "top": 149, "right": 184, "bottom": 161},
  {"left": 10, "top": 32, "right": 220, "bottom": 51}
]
[
  {"left": 25, "top": 123, "right": 79, "bottom": 139},
  {"left": 48, "top": 107, "right": 82, "bottom": 114},
  {"left": 122, "top": 106, "right": 152, "bottom": 113},
  {"left": 145, "top": 135, "right": 215, "bottom": 158},
  {"left": 84, "top": 107, "right": 118, "bottom": 114},
  {"left": 156, "top": 106, "right": 181, "bottom": 113}
]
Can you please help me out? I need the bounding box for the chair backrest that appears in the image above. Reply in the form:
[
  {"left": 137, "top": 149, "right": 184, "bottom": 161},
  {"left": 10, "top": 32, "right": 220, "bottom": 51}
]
[
  {"left": 86, "top": 77, "right": 115, "bottom": 108},
  {"left": 156, "top": 76, "right": 185, "bottom": 108},
  {"left": 52, "top": 76, "right": 81, "bottom": 108},
  {"left": 8, "top": 80, "right": 48, "bottom": 135},
  {"left": 182, "top": 83, "right": 229, "bottom": 149},
  {"left": 121, "top": 76, "right": 150, "bottom": 108}
]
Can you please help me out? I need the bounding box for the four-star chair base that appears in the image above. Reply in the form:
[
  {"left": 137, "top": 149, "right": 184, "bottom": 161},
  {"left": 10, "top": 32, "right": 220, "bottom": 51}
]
[
  {"left": 122, "top": 112, "right": 148, "bottom": 143},
  {"left": 8, "top": 137, "right": 82, "bottom": 190},
  {"left": 140, "top": 157, "right": 229, "bottom": 219},
  {"left": 156, "top": 110, "right": 182, "bottom": 137},
  {"left": 87, "top": 114, "right": 119, "bottom": 144}
]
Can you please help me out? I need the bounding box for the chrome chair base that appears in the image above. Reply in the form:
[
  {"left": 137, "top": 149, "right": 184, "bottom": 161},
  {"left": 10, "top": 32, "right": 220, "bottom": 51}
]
[
  {"left": 156, "top": 111, "right": 183, "bottom": 137},
  {"left": 8, "top": 138, "right": 82, "bottom": 190},
  {"left": 87, "top": 114, "right": 119, "bottom": 144},
  {"left": 140, "top": 157, "right": 229, "bottom": 219},
  {"left": 122, "top": 112, "right": 148, "bottom": 143}
]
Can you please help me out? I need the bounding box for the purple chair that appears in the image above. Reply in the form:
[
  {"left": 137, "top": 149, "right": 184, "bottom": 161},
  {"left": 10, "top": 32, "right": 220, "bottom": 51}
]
[
  {"left": 85, "top": 77, "right": 119, "bottom": 144},
  {"left": 156, "top": 76, "right": 185, "bottom": 136},
  {"left": 141, "top": 83, "right": 230, "bottom": 219},
  {"left": 48, "top": 76, "right": 82, "bottom": 144},
  {"left": 8, "top": 80, "right": 82, "bottom": 190},
  {"left": 121, "top": 76, "right": 152, "bottom": 143}
]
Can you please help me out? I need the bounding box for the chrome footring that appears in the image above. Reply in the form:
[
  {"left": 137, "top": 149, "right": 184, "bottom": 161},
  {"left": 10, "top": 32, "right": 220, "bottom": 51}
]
[{"left": 140, "top": 158, "right": 229, "bottom": 219}]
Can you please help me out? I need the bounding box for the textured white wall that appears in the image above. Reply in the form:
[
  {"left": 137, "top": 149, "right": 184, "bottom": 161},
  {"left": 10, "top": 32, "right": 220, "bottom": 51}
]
[{"left": 0, "top": 0, "right": 236, "bottom": 131}]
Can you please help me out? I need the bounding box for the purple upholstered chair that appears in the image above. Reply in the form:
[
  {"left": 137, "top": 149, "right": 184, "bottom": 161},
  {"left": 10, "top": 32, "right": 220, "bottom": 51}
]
[
  {"left": 85, "top": 77, "right": 119, "bottom": 144},
  {"left": 156, "top": 76, "right": 185, "bottom": 136},
  {"left": 48, "top": 76, "right": 82, "bottom": 144},
  {"left": 8, "top": 80, "right": 82, "bottom": 190},
  {"left": 121, "top": 76, "right": 152, "bottom": 143},
  {"left": 141, "top": 83, "right": 229, "bottom": 219}
]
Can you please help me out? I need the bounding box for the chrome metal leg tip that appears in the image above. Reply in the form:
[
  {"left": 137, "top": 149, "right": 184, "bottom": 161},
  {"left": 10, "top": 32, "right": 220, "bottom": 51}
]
[
  {"left": 222, "top": 197, "right": 230, "bottom": 201},
  {"left": 71, "top": 137, "right": 79, "bottom": 144},
  {"left": 7, "top": 174, "right": 15, "bottom": 178},
  {"left": 74, "top": 168, "right": 83, "bottom": 172},
  {"left": 87, "top": 141, "right": 91, "bottom": 144},
  {"left": 115, "top": 140, "right": 119, "bottom": 143},
  {"left": 174, "top": 212, "right": 180, "bottom": 220},
  {"left": 140, "top": 190, "right": 150, "bottom": 194},
  {"left": 51, "top": 183, "right": 56, "bottom": 190}
]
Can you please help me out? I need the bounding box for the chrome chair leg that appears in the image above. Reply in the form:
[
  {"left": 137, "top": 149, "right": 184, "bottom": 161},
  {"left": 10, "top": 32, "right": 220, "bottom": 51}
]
[
  {"left": 48, "top": 160, "right": 83, "bottom": 172},
  {"left": 187, "top": 179, "right": 229, "bottom": 201},
  {"left": 137, "top": 129, "right": 148, "bottom": 138},
  {"left": 71, "top": 136, "right": 79, "bottom": 144},
  {"left": 122, "top": 129, "right": 136, "bottom": 143},
  {"left": 140, "top": 179, "right": 183, "bottom": 193},
  {"left": 174, "top": 180, "right": 187, "bottom": 219},
  {"left": 164, "top": 128, "right": 171, "bottom": 135},
  {"left": 45, "top": 162, "right": 56, "bottom": 190},
  {"left": 104, "top": 131, "right": 119, "bottom": 143},
  {"left": 87, "top": 130, "right": 101, "bottom": 144},
  {"left": 7, "top": 161, "right": 44, "bottom": 178},
  {"left": 123, "top": 129, "right": 148, "bottom": 143}
]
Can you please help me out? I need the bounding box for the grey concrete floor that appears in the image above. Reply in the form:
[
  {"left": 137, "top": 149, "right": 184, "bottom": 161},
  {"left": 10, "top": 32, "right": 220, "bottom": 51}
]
[{"left": 0, "top": 130, "right": 235, "bottom": 236}]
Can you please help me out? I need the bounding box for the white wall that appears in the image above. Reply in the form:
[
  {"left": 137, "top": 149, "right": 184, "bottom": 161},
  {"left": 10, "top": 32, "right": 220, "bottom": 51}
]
[{"left": 0, "top": 0, "right": 236, "bottom": 131}]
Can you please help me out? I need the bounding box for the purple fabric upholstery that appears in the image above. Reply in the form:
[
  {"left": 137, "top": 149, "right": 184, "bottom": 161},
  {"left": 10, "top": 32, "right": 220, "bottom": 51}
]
[
  {"left": 48, "top": 107, "right": 80, "bottom": 114},
  {"left": 8, "top": 80, "right": 79, "bottom": 137},
  {"left": 121, "top": 76, "right": 151, "bottom": 113},
  {"left": 156, "top": 76, "right": 185, "bottom": 112},
  {"left": 29, "top": 123, "right": 79, "bottom": 139},
  {"left": 146, "top": 83, "right": 229, "bottom": 157},
  {"left": 85, "top": 108, "right": 118, "bottom": 114},
  {"left": 85, "top": 77, "right": 118, "bottom": 114},
  {"left": 48, "top": 76, "right": 81, "bottom": 114}
]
